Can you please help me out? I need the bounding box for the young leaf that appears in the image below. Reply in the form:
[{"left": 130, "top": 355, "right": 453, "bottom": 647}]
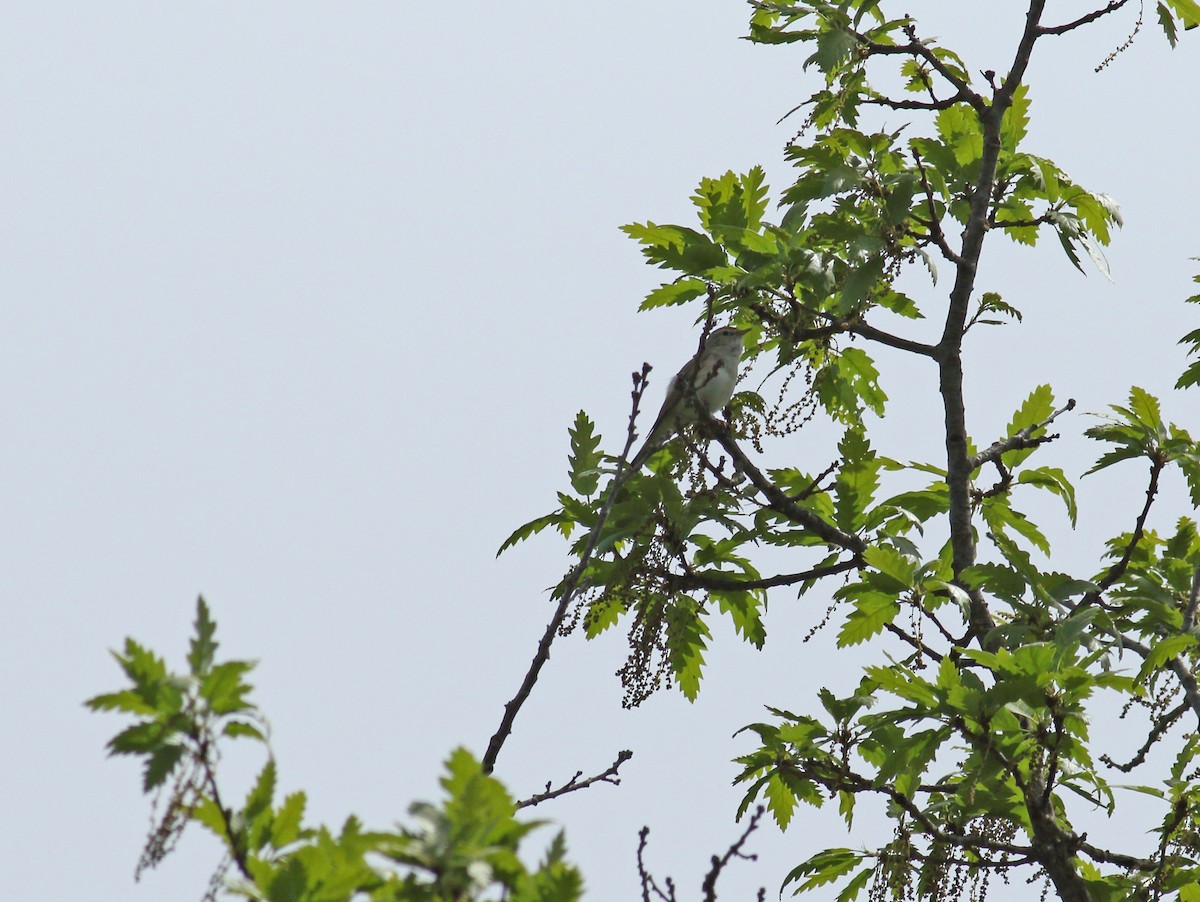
[
  {"left": 567, "top": 411, "right": 602, "bottom": 497},
  {"left": 188, "top": 596, "right": 218, "bottom": 677},
  {"left": 496, "top": 511, "right": 567, "bottom": 556}
]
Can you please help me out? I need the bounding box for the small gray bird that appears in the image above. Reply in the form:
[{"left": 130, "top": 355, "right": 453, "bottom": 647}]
[{"left": 629, "top": 326, "right": 748, "bottom": 471}]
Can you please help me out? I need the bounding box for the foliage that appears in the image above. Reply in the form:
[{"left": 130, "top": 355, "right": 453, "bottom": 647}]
[
  {"left": 92, "top": 2, "right": 1200, "bottom": 901},
  {"left": 87, "top": 598, "right": 584, "bottom": 902},
  {"left": 497, "top": 2, "right": 1200, "bottom": 900}
]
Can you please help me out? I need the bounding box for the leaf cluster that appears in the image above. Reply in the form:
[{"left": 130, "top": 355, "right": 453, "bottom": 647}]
[{"left": 88, "top": 599, "right": 584, "bottom": 902}]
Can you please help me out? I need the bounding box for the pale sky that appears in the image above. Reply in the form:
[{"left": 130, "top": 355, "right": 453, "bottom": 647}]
[{"left": 3, "top": 2, "right": 1198, "bottom": 900}]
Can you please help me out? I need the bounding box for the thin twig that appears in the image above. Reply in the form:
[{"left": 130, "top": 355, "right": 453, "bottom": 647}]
[
  {"left": 1183, "top": 561, "right": 1200, "bottom": 631},
  {"left": 668, "top": 558, "right": 862, "bottom": 593},
  {"left": 1100, "top": 700, "right": 1188, "bottom": 773},
  {"left": 701, "top": 806, "right": 765, "bottom": 902},
  {"left": 912, "top": 147, "right": 961, "bottom": 264},
  {"left": 969, "top": 399, "right": 1076, "bottom": 470},
  {"left": 849, "top": 321, "right": 939, "bottom": 356},
  {"left": 199, "top": 734, "right": 252, "bottom": 880},
  {"left": 1084, "top": 457, "right": 1164, "bottom": 600},
  {"left": 482, "top": 366, "right": 651, "bottom": 774},
  {"left": 637, "top": 826, "right": 677, "bottom": 902},
  {"left": 851, "top": 27, "right": 985, "bottom": 113},
  {"left": 516, "top": 750, "right": 633, "bottom": 809},
  {"left": 1037, "top": 0, "right": 1133, "bottom": 36},
  {"left": 708, "top": 425, "right": 866, "bottom": 553}
]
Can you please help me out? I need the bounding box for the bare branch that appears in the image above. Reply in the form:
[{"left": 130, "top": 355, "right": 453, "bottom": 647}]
[
  {"left": 637, "top": 825, "right": 676, "bottom": 902},
  {"left": 884, "top": 621, "right": 946, "bottom": 663},
  {"left": 708, "top": 425, "right": 866, "bottom": 552},
  {"left": 668, "top": 558, "right": 862, "bottom": 593},
  {"left": 781, "top": 758, "right": 1035, "bottom": 858},
  {"left": 701, "top": 806, "right": 765, "bottom": 902},
  {"left": 863, "top": 93, "right": 966, "bottom": 111},
  {"left": 1100, "top": 700, "right": 1189, "bottom": 773},
  {"left": 989, "top": 214, "right": 1055, "bottom": 231},
  {"left": 1037, "top": 0, "right": 1133, "bottom": 36},
  {"left": 849, "top": 320, "right": 939, "bottom": 357},
  {"left": 755, "top": 294, "right": 937, "bottom": 358},
  {"left": 1077, "top": 838, "right": 1157, "bottom": 872},
  {"left": 1183, "top": 560, "right": 1200, "bottom": 632},
  {"left": 912, "top": 147, "right": 962, "bottom": 264},
  {"left": 969, "top": 398, "right": 1077, "bottom": 470},
  {"left": 516, "top": 750, "right": 633, "bottom": 809},
  {"left": 483, "top": 366, "right": 652, "bottom": 773},
  {"left": 851, "top": 25, "right": 986, "bottom": 113},
  {"left": 1083, "top": 457, "right": 1164, "bottom": 601}
]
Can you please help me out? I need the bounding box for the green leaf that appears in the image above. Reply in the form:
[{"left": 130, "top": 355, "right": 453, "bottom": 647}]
[
  {"left": 837, "top": 592, "right": 900, "bottom": 646},
  {"left": 810, "top": 24, "right": 857, "bottom": 72},
  {"left": 620, "top": 222, "right": 727, "bottom": 275},
  {"left": 201, "top": 660, "right": 256, "bottom": 715},
  {"left": 862, "top": 544, "right": 915, "bottom": 591},
  {"left": 835, "top": 427, "right": 880, "bottom": 531},
  {"left": 267, "top": 858, "right": 308, "bottom": 901},
  {"left": 935, "top": 103, "right": 983, "bottom": 166},
  {"left": 765, "top": 772, "right": 798, "bottom": 830},
  {"left": 191, "top": 797, "right": 228, "bottom": 839},
  {"left": 188, "top": 596, "right": 218, "bottom": 677},
  {"left": 243, "top": 760, "right": 278, "bottom": 848},
  {"left": 1000, "top": 84, "right": 1030, "bottom": 152},
  {"left": 143, "top": 742, "right": 186, "bottom": 792},
  {"left": 224, "top": 720, "right": 267, "bottom": 742},
  {"left": 1166, "top": 0, "right": 1200, "bottom": 30},
  {"left": 1160, "top": 1, "right": 1181, "bottom": 46},
  {"left": 1001, "top": 384, "right": 1053, "bottom": 466},
  {"left": 272, "top": 791, "right": 307, "bottom": 848},
  {"left": 665, "top": 599, "right": 710, "bottom": 701},
  {"left": 1138, "top": 634, "right": 1199, "bottom": 681},
  {"left": 983, "top": 496, "right": 1051, "bottom": 555},
  {"left": 583, "top": 597, "right": 624, "bottom": 638},
  {"left": 640, "top": 278, "right": 708, "bottom": 310},
  {"left": 816, "top": 347, "right": 887, "bottom": 424},
  {"left": 567, "top": 411, "right": 602, "bottom": 497},
  {"left": 497, "top": 510, "right": 567, "bottom": 556},
  {"left": 783, "top": 848, "right": 863, "bottom": 894},
  {"left": 84, "top": 689, "right": 157, "bottom": 716},
  {"left": 108, "top": 720, "right": 171, "bottom": 756},
  {"left": 837, "top": 867, "right": 874, "bottom": 902},
  {"left": 1017, "top": 466, "right": 1078, "bottom": 526},
  {"left": 717, "top": 590, "right": 768, "bottom": 649}
]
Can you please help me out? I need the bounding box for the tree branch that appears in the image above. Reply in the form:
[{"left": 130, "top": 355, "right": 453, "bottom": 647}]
[
  {"left": 1119, "top": 633, "right": 1200, "bottom": 729},
  {"left": 1083, "top": 457, "right": 1164, "bottom": 602},
  {"left": 516, "top": 750, "right": 633, "bottom": 809},
  {"left": 1037, "top": 0, "right": 1133, "bottom": 36},
  {"left": 1100, "top": 699, "right": 1188, "bottom": 773},
  {"left": 1183, "top": 560, "right": 1200, "bottom": 632},
  {"left": 709, "top": 426, "right": 866, "bottom": 553},
  {"left": 701, "top": 806, "right": 765, "bottom": 902},
  {"left": 668, "top": 558, "right": 862, "bottom": 593},
  {"left": 849, "top": 320, "right": 939, "bottom": 356},
  {"left": 969, "top": 398, "right": 1076, "bottom": 470},
  {"left": 884, "top": 621, "right": 946, "bottom": 662},
  {"left": 783, "top": 758, "right": 1035, "bottom": 858},
  {"left": 1077, "top": 838, "right": 1157, "bottom": 872},
  {"left": 851, "top": 25, "right": 986, "bottom": 114},
  {"left": 863, "top": 93, "right": 966, "bottom": 111},
  {"left": 483, "top": 366, "right": 652, "bottom": 774},
  {"left": 912, "top": 147, "right": 962, "bottom": 264}
]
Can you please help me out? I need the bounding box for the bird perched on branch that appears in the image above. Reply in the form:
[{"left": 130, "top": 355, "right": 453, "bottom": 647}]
[{"left": 629, "top": 325, "right": 748, "bottom": 471}]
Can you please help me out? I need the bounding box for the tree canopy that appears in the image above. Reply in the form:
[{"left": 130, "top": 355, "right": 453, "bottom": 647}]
[{"left": 91, "top": 2, "right": 1200, "bottom": 900}]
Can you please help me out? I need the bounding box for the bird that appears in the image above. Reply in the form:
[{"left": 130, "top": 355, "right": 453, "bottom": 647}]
[{"left": 628, "top": 325, "right": 748, "bottom": 471}]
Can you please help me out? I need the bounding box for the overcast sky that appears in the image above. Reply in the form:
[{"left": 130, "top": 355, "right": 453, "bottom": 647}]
[{"left": 3, "top": 2, "right": 1198, "bottom": 899}]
